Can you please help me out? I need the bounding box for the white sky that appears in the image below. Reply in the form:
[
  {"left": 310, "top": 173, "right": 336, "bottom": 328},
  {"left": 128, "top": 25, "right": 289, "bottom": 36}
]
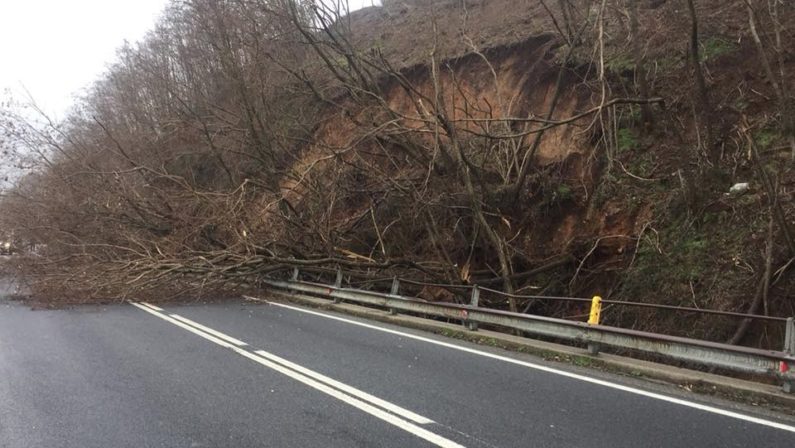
[
  {"left": 0, "top": 0, "right": 380, "bottom": 121},
  {"left": 0, "top": 0, "right": 170, "bottom": 120}
]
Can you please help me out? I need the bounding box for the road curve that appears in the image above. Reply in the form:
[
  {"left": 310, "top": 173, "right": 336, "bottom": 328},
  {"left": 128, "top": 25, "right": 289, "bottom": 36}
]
[{"left": 1, "top": 296, "right": 793, "bottom": 447}]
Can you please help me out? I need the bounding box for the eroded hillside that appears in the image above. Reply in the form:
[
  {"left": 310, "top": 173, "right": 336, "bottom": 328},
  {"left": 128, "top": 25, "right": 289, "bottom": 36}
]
[{"left": 1, "top": 0, "right": 793, "bottom": 349}]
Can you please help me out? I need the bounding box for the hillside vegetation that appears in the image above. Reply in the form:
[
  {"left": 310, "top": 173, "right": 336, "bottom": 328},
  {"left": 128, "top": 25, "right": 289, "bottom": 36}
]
[{"left": 1, "top": 0, "right": 794, "bottom": 349}]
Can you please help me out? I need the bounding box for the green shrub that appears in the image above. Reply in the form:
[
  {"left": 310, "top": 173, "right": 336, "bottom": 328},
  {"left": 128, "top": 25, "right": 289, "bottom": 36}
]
[
  {"left": 555, "top": 184, "right": 573, "bottom": 201},
  {"left": 754, "top": 128, "right": 778, "bottom": 149},
  {"left": 701, "top": 37, "right": 737, "bottom": 62},
  {"left": 617, "top": 128, "right": 639, "bottom": 153}
]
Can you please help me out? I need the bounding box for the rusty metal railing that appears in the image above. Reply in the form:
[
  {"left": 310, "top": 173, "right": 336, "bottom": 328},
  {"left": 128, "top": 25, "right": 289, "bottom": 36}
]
[
  {"left": 260, "top": 266, "right": 795, "bottom": 392},
  {"left": 292, "top": 265, "right": 788, "bottom": 323}
]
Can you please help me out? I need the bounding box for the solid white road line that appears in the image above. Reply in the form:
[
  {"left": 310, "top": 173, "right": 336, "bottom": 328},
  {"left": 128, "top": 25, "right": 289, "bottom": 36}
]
[
  {"left": 253, "top": 349, "right": 434, "bottom": 425},
  {"left": 161, "top": 306, "right": 432, "bottom": 425},
  {"left": 132, "top": 303, "right": 241, "bottom": 349},
  {"left": 263, "top": 300, "right": 795, "bottom": 434},
  {"left": 140, "top": 302, "right": 163, "bottom": 311},
  {"left": 130, "top": 302, "right": 461, "bottom": 448},
  {"left": 236, "top": 350, "right": 461, "bottom": 448},
  {"left": 169, "top": 314, "right": 249, "bottom": 347}
]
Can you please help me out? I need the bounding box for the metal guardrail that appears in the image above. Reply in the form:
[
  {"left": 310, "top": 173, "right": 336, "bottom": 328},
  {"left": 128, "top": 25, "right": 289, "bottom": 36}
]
[
  {"left": 261, "top": 269, "right": 795, "bottom": 393},
  {"left": 294, "top": 265, "right": 788, "bottom": 323}
]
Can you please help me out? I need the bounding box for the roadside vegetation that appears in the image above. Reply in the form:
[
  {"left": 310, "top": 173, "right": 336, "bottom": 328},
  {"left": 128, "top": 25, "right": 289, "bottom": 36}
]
[{"left": 0, "top": 0, "right": 793, "bottom": 349}]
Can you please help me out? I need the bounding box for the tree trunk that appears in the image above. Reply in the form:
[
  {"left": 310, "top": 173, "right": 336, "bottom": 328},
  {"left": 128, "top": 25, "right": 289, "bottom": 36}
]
[
  {"left": 628, "top": 0, "right": 653, "bottom": 128},
  {"left": 685, "top": 0, "right": 715, "bottom": 163}
]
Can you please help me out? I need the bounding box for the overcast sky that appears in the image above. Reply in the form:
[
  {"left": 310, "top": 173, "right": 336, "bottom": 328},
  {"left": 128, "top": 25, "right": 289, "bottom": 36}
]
[
  {"left": 0, "top": 0, "right": 169, "bottom": 120},
  {"left": 0, "top": 0, "right": 380, "bottom": 121}
]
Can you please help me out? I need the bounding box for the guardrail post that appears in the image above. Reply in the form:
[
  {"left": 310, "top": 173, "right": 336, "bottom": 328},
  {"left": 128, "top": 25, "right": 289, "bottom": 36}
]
[
  {"left": 291, "top": 267, "right": 299, "bottom": 282},
  {"left": 263, "top": 277, "right": 795, "bottom": 381},
  {"left": 783, "top": 317, "right": 795, "bottom": 393},
  {"left": 587, "top": 295, "right": 602, "bottom": 355},
  {"left": 388, "top": 277, "right": 400, "bottom": 315},
  {"left": 333, "top": 267, "right": 343, "bottom": 303},
  {"left": 466, "top": 286, "right": 480, "bottom": 331},
  {"left": 334, "top": 267, "right": 343, "bottom": 288}
]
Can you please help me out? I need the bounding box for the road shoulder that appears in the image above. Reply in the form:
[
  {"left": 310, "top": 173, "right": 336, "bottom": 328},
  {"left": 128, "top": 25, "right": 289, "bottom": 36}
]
[{"left": 250, "top": 290, "right": 795, "bottom": 416}]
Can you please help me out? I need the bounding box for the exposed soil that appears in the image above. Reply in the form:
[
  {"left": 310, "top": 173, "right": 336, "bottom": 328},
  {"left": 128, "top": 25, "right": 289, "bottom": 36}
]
[{"left": 281, "top": 0, "right": 795, "bottom": 347}]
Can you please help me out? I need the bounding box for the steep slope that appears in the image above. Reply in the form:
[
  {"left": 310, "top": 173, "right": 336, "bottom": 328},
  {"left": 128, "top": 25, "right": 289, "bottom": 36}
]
[{"left": 1, "top": 0, "right": 793, "bottom": 350}]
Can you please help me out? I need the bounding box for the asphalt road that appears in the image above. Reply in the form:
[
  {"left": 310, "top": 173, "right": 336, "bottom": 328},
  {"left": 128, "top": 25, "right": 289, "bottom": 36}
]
[{"left": 1, "top": 293, "right": 794, "bottom": 447}]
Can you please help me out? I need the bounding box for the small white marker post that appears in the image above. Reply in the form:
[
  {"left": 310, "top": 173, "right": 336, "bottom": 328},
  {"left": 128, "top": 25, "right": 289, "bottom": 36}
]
[
  {"left": 466, "top": 286, "right": 479, "bottom": 331},
  {"left": 783, "top": 317, "right": 795, "bottom": 393},
  {"left": 389, "top": 277, "right": 399, "bottom": 315}
]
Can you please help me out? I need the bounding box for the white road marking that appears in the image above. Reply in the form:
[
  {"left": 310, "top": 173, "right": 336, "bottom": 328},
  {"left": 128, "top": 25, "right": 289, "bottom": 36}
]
[
  {"left": 132, "top": 303, "right": 240, "bottom": 349},
  {"left": 169, "top": 314, "right": 248, "bottom": 347},
  {"left": 140, "top": 302, "right": 163, "bottom": 311},
  {"left": 253, "top": 349, "right": 433, "bottom": 425},
  {"left": 130, "top": 302, "right": 461, "bottom": 447},
  {"left": 262, "top": 299, "right": 795, "bottom": 434},
  {"left": 163, "top": 306, "right": 432, "bottom": 424},
  {"left": 237, "top": 350, "right": 461, "bottom": 447}
]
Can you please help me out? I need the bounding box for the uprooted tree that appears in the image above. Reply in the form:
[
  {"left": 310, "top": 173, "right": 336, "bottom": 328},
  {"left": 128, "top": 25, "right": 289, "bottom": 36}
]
[{"left": 1, "top": 0, "right": 793, "bottom": 347}]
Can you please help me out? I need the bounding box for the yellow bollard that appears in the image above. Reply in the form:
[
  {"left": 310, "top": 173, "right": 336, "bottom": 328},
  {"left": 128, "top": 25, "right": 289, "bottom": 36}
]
[{"left": 588, "top": 295, "right": 602, "bottom": 325}]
